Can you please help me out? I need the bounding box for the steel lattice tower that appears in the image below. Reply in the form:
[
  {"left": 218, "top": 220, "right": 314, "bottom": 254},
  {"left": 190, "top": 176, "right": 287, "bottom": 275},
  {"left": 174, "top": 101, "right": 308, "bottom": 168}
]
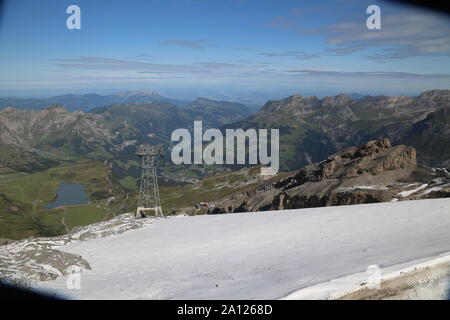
[{"left": 135, "top": 145, "right": 163, "bottom": 218}]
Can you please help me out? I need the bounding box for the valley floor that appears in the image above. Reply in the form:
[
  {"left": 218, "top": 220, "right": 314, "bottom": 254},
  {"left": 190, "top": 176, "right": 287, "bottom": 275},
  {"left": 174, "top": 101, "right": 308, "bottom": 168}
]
[{"left": 29, "top": 198, "right": 450, "bottom": 299}]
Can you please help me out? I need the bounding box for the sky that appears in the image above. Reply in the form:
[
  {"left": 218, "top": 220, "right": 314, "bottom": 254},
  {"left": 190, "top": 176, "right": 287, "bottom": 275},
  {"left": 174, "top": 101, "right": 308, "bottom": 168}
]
[{"left": 0, "top": 0, "right": 449, "bottom": 102}]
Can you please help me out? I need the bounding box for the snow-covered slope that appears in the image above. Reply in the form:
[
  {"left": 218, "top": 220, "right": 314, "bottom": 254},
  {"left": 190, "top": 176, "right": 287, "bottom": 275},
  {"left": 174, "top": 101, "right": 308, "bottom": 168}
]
[{"left": 33, "top": 198, "right": 450, "bottom": 299}]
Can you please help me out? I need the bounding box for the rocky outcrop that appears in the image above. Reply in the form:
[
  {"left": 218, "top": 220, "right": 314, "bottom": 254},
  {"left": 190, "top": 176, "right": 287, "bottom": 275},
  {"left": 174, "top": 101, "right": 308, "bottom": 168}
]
[
  {"left": 277, "top": 138, "right": 415, "bottom": 188},
  {"left": 208, "top": 139, "right": 450, "bottom": 214}
]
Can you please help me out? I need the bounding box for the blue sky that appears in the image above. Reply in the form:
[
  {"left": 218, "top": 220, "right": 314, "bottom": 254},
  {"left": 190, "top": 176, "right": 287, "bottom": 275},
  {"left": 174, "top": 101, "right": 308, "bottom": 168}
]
[{"left": 0, "top": 0, "right": 449, "bottom": 101}]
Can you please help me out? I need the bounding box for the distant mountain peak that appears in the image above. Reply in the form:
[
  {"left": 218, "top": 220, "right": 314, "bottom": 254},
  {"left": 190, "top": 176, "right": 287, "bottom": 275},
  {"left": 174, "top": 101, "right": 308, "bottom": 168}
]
[
  {"left": 192, "top": 97, "right": 213, "bottom": 103},
  {"left": 112, "top": 90, "right": 162, "bottom": 97},
  {"left": 417, "top": 89, "right": 450, "bottom": 102},
  {"left": 289, "top": 94, "right": 305, "bottom": 100}
]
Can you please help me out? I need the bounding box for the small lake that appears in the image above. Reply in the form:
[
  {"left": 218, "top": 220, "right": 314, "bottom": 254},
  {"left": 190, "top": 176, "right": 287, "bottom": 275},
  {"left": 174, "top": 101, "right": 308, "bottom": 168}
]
[{"left": 44, "top": 183, "right": 89, "bottom": 209}]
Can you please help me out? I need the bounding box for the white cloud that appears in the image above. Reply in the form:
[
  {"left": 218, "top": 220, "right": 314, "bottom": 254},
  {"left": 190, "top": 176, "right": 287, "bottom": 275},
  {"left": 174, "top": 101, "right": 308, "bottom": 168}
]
[{"left": 266, "top": 5, "right": 450, "bottom": 61}]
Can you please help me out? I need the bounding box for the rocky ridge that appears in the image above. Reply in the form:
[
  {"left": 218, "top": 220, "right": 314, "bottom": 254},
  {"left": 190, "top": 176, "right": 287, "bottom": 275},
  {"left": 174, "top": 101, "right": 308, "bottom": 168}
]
[{"left": 207, "top": 139, "right": 450, "bottom": 214}]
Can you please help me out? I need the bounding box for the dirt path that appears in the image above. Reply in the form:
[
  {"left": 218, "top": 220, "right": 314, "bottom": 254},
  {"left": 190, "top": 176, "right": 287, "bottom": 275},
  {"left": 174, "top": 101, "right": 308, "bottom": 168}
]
[{"left": 61, "top": 208, "right": 70, "bottom": 233}]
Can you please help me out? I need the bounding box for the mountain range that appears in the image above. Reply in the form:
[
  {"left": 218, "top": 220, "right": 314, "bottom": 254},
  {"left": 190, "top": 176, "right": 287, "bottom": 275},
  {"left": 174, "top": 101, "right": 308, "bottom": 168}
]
[
  {"left": 0, "top": 97, "right": 253, "bottom": 185},
  {"left": 225, "top": 89, "right": 450, "bottom": 170},
  {"left": 0, "top": 90, "right": 190, "bottom": 112},
  {"left": 0, "top": 89, "right": 449, "bottom": 190}
]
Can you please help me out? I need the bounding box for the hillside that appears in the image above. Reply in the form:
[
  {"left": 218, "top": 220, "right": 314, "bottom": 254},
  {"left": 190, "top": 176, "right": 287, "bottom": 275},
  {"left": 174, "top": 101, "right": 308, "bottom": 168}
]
[
  {"left": 1, "top": 198, "right": 447, "bottom": 299},
  {"left": 0, "top": 105, "right": 134, "bottom": 171}
]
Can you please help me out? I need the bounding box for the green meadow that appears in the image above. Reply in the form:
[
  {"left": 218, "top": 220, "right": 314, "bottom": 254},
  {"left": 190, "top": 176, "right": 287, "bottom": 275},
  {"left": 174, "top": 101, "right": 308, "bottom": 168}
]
[{"left": 0, "top": 161, "right": 118, "bottom": 239}]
